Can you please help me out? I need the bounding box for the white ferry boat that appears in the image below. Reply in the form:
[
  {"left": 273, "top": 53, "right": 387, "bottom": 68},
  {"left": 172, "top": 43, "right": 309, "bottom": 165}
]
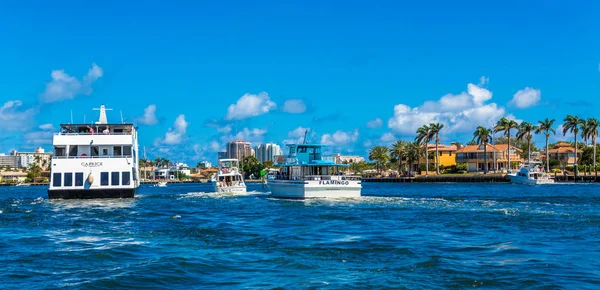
[
  {"left": 48, "top": 105, "right": 140, "bottom": 199},
  {"left": 268, "top": 143, "right": 361, "bottom": 199},
  {"left": 508, "top": 161, "right": 555, "bottom": 185},
  {"left": 213, "top": 159, "right": 246, "bottom": 194}
]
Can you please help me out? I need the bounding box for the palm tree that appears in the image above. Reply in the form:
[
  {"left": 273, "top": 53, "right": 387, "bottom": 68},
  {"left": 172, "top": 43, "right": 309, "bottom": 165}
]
[
  {"left": 493, "top": 117, "right": 519, "bottom": 171},
  {"left": 406, "top": 141, "right": 424, "bottom": 171},
  {"left": 473, "top": 126, "right": 493, "bottom": 174},
  {"left": 562, "top": 115, "right": 585, "bottom": 176},
  {"left": 155, "top": 157, "right": 162, "bottom": 168},
  {"left": 535, "top": 119, "right": 556, "bottom": 173},
  {"left": 516, "top": 121, "right": 537, "bottom": 163},
  {"left": 368, "top": 146, "right": 389, "bottom": 174},
  {"left": 429, "top": 123, "right": 444, "bottom": 174},
  {"left": 415, "top": 125, "right": 434, "bottom": 176},
  {"left": 389, "top": 140, "right": 407, "bottom": 173},
  {"left": 583, "top": 118, "right": 600, "bottom": 169}
]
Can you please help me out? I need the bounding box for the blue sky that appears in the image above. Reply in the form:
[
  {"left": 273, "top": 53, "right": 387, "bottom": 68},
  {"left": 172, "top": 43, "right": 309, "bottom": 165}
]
[{"left": 1, "top": 0, "right": 599, "bottom": 163}]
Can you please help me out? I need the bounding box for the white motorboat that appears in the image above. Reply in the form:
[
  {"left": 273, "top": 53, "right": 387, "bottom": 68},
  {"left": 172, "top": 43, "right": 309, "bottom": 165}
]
[
  {"left": 268, "top": 143, "right": 361, "bottom": 199},
  {"left": 508, "top": 161, "right": 555, "bottom": 185},
  {"left": 154, "top": 181, "right": 167, "bottom": 187},
  {"left": 213, "top": 159, "right": 246, "bottom": 194}
]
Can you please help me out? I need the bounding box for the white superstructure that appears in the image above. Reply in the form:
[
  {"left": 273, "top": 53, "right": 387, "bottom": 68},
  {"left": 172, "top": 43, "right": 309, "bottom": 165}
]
[
  {"left": 213, "top": 159, "right": 246, "bottom": 194},
  {"left": 508, "top": 161, "right": 555, "bottom": 185},
  {"left": 268, "top": 143, "right": 362, "bottom": 199},
  {"left": 48, "top": 105, "right": 140, "bottom": 199}
]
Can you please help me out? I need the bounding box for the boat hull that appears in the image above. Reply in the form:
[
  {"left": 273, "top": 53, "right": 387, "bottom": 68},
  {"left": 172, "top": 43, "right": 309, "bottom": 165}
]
[
  {"left": 48, "top": 188, "right": 135, "bottom": 199},
  {"left": 214, "top": 185, "right": 247, "bottom": 194},
  {"left": 268, "top": 180, "right": 361, "bottom": 199},
  {"left": 508, "top": 174, "right": 555, "bottom": 185}
]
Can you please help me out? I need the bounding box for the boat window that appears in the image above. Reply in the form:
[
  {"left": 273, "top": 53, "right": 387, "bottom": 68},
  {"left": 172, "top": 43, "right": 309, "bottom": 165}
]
[
  {"left": 111, "top": 172, "right": 120, "bottom": 185},
  {"left": 52, "top": 173, "right": 61, "bottom": 187},
  {"left": 123, "top": 146, "right": 132, "bottom": 156},
  {"left": 132, "top": 167, "right": 138, "bottom": 180},
  {"left": 55, "top": 146, "right": 66, "bottom": 157},
  {"left": 113, "top": 146, "right": 122, "bottom": 156},
  {"left": 101, "top": 172, "right": 109, "bottom": 186},
  {"left": 91, "top": 146, "right": 99, "bottom": 157},
  {"left": 69, "top": 146, "right": 78, "bottom": 157},
  {"left": 114, "top": 128, "right": 124, "bottom": 134},
  {"left": 64, "top": 173, "right": 73, "bottom": 186},
  {"left": 298, "top": 147, "right": 307, "bottom": 153},
  {"left": 102, "top": 149, "right": 109, "bottom": 156},
  {"left": 122, "top": 172, "right": 131, "bottom": 185},
  {"left": 75, "top": 172, "right": 84, "bottom": 186},
  {"left": 133, "top": 150, "right": 137, "bottom": 161},
  {"left": 308, "top": 147, "right": 315, "bottom": 154}
]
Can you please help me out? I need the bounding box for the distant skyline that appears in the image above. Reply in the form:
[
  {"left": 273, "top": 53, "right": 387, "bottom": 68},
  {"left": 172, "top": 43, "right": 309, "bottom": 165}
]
[{"left": 1, "top": 1, "right": 599, "bottom": 163}]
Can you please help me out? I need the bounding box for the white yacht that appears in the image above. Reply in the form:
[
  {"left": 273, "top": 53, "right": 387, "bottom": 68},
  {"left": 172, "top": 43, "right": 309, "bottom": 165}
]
[
  {"left": 48, "top": 105, "right": 140, "bottom": 199},
  {"left": 268, "top": 143, "right": 361, "bottom": 199},
  {"left": 508, "top": 161, "right": 555, "bottom": 185},
  {"left": 213, "top": 159, "right": 246, "bottom": 194}
]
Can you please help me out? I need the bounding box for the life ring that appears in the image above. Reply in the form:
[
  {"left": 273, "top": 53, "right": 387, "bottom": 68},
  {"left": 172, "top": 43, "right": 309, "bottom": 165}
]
[{"left": 81, "top": 153, "right": 88, "bottom": 157}]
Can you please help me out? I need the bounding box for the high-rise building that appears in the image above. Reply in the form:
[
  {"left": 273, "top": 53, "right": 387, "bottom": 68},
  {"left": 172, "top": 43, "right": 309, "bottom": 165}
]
[
  {"left": 254, "top": 143, "right": 283, "bottom": 163},
  {"left": 226, "top": 141, "right": 253, "bottom": 161},
  {"left": 217, "top": 151, "right": 227, "bottom": 160},
  {"left": 11, "top": 147, "right": 53, "bottom": 170},
  {"left": 0, "top": 154, "right": 19, "bottom": 169}
]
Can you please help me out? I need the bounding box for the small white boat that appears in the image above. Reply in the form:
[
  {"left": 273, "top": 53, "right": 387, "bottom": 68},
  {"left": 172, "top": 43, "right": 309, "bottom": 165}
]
[
  {"left": 508, "top": 162, "right": 555, "bottom": 185},
  {"left": 154, "top": 181, "right": 167, "bottom": 187},
  {"left": 268, "top": 143, "right": 362, "bottom": 199},
  {"left": 15, "top": 183, "right": 30, "bottom": 187},
  {"left": 213, "top": 159, "right": 246, "bottom": 194}
]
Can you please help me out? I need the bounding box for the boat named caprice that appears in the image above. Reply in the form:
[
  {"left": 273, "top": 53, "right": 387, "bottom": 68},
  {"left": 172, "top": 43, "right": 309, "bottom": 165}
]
[
  {"left": 268, "top": 143, "right": 361, "bottom": 199},
  {"left": 213, "top": 159, "right": 246, "bottom": 194},
  {"left": 508, "top": 161, "right": 555, "bottom": 185},
  {"left": 48, "top": 105, "right": 140, "bottom": 199}
]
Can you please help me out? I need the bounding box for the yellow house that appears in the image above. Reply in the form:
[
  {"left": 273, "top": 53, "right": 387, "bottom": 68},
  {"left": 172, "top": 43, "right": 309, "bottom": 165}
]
[{"left": 421, "top": 144, "right": 457, "bottom": 169}]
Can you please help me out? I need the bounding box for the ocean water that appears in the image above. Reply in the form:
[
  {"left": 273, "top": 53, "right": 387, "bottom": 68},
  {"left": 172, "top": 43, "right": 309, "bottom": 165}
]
[{"left": 1, "top": 183, "right": 599, "bottom": 289}]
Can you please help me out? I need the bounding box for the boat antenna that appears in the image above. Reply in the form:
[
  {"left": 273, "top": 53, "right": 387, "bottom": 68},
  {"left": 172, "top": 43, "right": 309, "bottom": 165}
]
[
  {"left": 303, "top": 129, "right": 308, "bottom": 144},
  {"left": 120, "top": 110, "right": 124, "bottom": 124}
]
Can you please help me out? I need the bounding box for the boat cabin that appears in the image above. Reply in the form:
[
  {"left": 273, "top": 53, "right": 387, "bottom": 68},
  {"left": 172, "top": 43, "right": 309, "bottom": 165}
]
[
  {"left": 53, "top": 123, "right": 137, "bottom": 159},
  {"left": 274, "top": 144, "right": 354, "bottom": 181}
]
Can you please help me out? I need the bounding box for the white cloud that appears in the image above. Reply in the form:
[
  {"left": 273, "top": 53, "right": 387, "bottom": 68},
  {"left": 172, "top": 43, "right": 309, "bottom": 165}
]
[
  {"left": 387, "top": 82, "right": 508, "bottom": 136},
  {"left": 380, "top": 132, "right": 396, "bottom": 143},
  {"left": 39, "top": 123, "right": 54, "bottom": 130},
  {"left": 217, "top": 124, "right": 232, "bottom": 134},
  {"left": 479, "top": 76, "right": 489, "bottom": 86},
  {"left": 509, "top": 87, "right": 541, "bottom": 109},
  {"left": 225, "top": 92, "right": 276, "bottom": 120},
  {"left": 0, "top": 100, "right": 36, "bottom": 131},
  {"left": 41, "top": 63, "right": 103, "bottom": 103},
  {"left": 321, "top": 129, "right": 359, "bottom": 146},
  {"left": 366, "top": 118, "right": 383, "bottom": 128},
  {"left": 24, "top": 131, "right": 53, "bottom": 145},
  {"left": 209, "top": 140, "right": 222, "bottom": 152},
  {"left": 283, "top": 99, "right": 307, "bottom": 114},
  {"left": 161, "top": 114, "right": 188, "bottom": 145},
  {"left": 363, "top": 140, "right": 373, "bottom": 148},
  {"left": 137, "top": 105, "right": 159, "bottom": 125},
  {"left": 221, "top": 127, "right": 267, "bottom": 144},
  {"left": 283, "top": 126, "right": 313, "bottom": 144}
]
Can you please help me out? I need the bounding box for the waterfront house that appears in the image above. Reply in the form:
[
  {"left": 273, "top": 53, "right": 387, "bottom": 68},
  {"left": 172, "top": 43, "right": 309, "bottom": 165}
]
[
  {"left": 0, "top": 172, "right": 28, "bottom": 183},
  {"left": 421, "top": 144, "right": 458, "bottom": 169},
  {"left": 541, "top": 142, "right": 580, "bottom": 167},
  {"left": 456, "top": 144, "right": 523, "bottom": 172}
]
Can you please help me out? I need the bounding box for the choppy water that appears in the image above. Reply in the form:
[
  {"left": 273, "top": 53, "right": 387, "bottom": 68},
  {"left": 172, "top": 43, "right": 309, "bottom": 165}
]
[{"left": 1, "top": 183, "right": 600, "bottom": 289}]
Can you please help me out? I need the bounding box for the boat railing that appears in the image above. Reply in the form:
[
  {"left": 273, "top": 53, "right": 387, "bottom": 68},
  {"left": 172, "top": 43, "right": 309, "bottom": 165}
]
[
  {"left": 53, "top": 155, "right": 133, "bottom": 159},
  {"left": 272, "top": 175, "right": 361, "bottom": 181},
  {"left": 55, "top": 132, "right": 133, "bottom": 136}
]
